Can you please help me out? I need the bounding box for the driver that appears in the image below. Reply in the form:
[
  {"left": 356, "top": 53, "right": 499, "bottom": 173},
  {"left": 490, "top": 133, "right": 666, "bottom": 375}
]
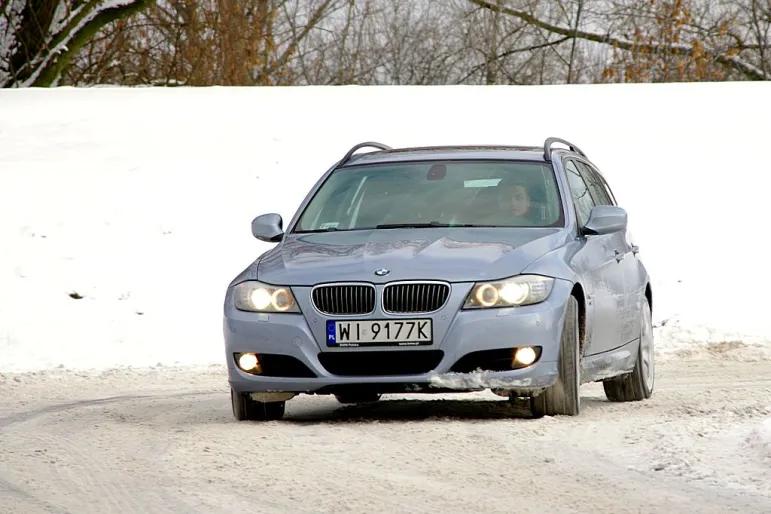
[
  {"left": 460, "top": 174, "right": 541, "bottom": 226},
  {"left": 482, "top": 175, "right": 537, "bottom": 226},
  {"left": 497, "top": 179, "right": 532, "bottom": 219}
]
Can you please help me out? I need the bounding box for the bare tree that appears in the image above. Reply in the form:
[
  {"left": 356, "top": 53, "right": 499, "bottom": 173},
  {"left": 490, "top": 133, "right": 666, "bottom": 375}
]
[
  {"left": 64, "top": 0, "right": 344, "bottom": 86},
  {"left": 468, "top": 0, "right": 769, "bottom": 81},
  {"left": 287, "top": 0, "right": 579, "bottom": 86},
  {"left": 733, "top": 0, "right": 771, "bottom": 78},
  {"left": 290, "top": 0, "right": 469, "bottom": 85},
  {"left": 292, "top": 0, "right": 378, "bottom": 84},
  {"left": 51, "top": 0, "right": 771, "bottom": 87},
  {"left": 1, "top": 0, "right": 153, "bottom": 87}
]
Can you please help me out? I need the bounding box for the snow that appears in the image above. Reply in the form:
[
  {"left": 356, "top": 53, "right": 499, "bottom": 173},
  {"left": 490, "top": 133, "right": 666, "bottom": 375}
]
[
  {"left": 48, "top": 2, "right": 72, "bottom": 36},
  {"left": 1, "top": 82, "right": 770, "bottom": 373},
  {"left": 2, "top": 359, "right": 770, "bottom": 511},
  {"left": 748, "top": 417, "right": 771, "bottom": 460},
  {"left": 429, "top": 370, "right": 537, "bottom": 390}
]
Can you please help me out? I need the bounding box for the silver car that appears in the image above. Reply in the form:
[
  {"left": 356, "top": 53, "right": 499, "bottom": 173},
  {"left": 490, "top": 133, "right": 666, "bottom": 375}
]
[{"left": 223, "top": 138, "right": 655, "bottom": 420}]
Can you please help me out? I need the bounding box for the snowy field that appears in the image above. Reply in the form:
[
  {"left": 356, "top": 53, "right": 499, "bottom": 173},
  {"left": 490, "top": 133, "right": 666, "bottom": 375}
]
[
  {"left": 2, "top": 83, "right": 771, "bottom": 373},
  {"left": 1, "top": 83, "right": 771, "bottom": 513}
]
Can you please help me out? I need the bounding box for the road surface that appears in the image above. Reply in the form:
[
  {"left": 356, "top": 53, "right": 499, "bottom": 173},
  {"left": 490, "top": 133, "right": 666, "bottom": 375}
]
[{"left": 1, "top": 357, "right": 770, "bottom": 514}]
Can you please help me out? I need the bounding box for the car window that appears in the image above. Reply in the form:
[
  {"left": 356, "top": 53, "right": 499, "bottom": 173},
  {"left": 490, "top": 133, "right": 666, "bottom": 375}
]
[
  {"left": 293, "top": 160, "right": 566, "bottom": 232},
  {"left": 596, "top": 171, "right": 618, "bottom": 206},
  {"left": 576, "top": 161, "right": 613, "bottom": 206},
  {"left": 564, "top": 159, "right": 595, "bottom": 226}
]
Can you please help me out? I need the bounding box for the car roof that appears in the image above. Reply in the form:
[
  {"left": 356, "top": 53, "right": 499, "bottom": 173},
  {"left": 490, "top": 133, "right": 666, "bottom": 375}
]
[{"left": 339, "top": 145, "right": 553, "bottom": 167}]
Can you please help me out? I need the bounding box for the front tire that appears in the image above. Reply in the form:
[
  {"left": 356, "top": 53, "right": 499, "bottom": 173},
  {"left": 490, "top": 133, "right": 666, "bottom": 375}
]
[
  {"left": 231, "top": 389, "right": 286, "bottom": 421},
  {"left": 530, "top": 295, "right": 581, "bottom": 417},
  {"left": 602, "top": 296, "right": 654, "bottom": 402}
]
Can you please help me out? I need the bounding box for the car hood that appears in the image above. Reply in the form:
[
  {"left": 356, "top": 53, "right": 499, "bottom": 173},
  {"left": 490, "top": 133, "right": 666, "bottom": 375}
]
[{"left": 242, "top": 227, "right": 569, "bottom": 285}]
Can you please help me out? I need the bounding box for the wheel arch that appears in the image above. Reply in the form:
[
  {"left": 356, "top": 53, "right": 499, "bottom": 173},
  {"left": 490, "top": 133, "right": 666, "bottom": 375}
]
[
  {"left": 570, "top": 281, "right": 587, "bottom": 355},
  {"left": 645, "top": 281, "right": 653, "bottom": 314}
]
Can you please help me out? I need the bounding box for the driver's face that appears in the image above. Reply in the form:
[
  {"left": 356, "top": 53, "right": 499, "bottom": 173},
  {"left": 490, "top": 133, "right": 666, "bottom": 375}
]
[{"left": 500, "top": 184, "right": 530, "bottom": 216}]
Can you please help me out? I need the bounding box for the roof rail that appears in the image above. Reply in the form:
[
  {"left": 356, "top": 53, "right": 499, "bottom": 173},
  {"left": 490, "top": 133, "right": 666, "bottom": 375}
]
[
  {"left": 543, "top": 137, "right": 586, "bottom": 162},
  {"left": 338, "top": 142, "right": 392, "bottom": 166}
]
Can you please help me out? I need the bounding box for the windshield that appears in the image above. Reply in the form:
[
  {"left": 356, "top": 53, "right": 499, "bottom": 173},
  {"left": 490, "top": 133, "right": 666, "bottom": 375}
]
[{"left": 293, "top": 160, "right": 565, "bottom": 233}]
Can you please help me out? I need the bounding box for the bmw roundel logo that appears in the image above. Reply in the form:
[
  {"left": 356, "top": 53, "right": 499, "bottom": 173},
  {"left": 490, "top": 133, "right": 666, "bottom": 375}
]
[{"left": 374, "top": 268, "right": 390, "bottom": 276}]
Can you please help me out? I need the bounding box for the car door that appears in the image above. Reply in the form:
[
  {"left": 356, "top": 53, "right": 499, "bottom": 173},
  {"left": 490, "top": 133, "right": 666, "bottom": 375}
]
[
  {"left": 564, "top": 159, "right": 625, "bottom": 356},
  {"left": 575, "top": 160, "right": 637, "bottom": 352},
  {"left": 588, "top": 165, "right": 645, "bottom": 346}
]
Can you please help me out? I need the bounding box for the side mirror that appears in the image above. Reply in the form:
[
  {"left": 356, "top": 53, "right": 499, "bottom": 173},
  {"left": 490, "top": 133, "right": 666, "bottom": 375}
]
[
  {"left": 251, "top": 213, "right": 284, "bottom": 242},
  {"left": 582, "top": 205, "right": 627, "bottom": 235}
]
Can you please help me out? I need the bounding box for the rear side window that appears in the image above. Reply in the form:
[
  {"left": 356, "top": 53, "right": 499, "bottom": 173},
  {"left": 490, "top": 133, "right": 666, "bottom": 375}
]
[
  {"left": 596, "top": 171, "right": 618, "bottom": 205},
  {"left": 576, "top": 161, "right": 613, "bottom": 206},
  {"left": 564, "top": 160, "right": 595, "bottom": 226}
]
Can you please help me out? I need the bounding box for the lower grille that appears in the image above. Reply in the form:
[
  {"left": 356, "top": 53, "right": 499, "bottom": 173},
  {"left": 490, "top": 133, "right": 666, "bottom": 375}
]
[
  {"left": 382, "top": 282, "right": 450, "bottom": 313},
  {"left": 312, "top": 284, "right": 375, "bottom": 315},
  {"left": 318, "top": 350, "right": 444, "bottom": 376}
]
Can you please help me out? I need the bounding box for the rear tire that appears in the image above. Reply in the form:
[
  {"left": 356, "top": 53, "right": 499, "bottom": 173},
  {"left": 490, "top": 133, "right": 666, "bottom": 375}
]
[
  {"left": 231, "top": 389, "right": 286, "bottom": 421},
  {"left": 602, "top": 297, "right": 654, "bottom": 402},
  {"left": 530, "top": 295, "right": 581, "bottom": 418}
]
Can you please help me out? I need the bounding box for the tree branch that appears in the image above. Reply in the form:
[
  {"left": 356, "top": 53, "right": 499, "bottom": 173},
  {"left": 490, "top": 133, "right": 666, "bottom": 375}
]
[
  {"left": 466, "top": 0, "right": 767, "bottom": 80},
  {"left": 43, "top": 1, "right": 153, "bottom": 86},
  {"left": 456, "top": 35, "right": 570, "bottom": 83},
  {"left": 5, "top": 0, "right": 154, "bottom": 87},
  {"left": 253, "top": 0, "right": 335, "bottom": 84}
]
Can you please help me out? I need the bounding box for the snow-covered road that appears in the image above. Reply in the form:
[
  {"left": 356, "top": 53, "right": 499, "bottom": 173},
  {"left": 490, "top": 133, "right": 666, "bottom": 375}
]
[{"left": 2, "top": 357, "right": 770, "bottom": 514}]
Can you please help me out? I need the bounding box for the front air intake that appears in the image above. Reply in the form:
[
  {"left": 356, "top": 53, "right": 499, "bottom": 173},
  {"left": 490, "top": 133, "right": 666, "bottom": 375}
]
[
  {"left": 311, "top": 283, "right": 376, "bottom": 315},
  {"left": 382, "top": 282, "right": 450, "bottom": 314}
]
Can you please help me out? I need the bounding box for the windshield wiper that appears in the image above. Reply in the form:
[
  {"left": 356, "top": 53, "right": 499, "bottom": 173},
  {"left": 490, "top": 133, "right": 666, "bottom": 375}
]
[
  {"left": 295, "top": 226, "right": 342, "bottom": 233},
  {"left": 298, "top": 222, "right": 484, "bottom": 233},
  {"left": 375, "top": 221, "right": 477, "bottom": 229}
]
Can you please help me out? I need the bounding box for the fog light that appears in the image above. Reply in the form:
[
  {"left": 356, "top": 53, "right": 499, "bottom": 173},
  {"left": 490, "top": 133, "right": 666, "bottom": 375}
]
[
  {"left": 513, "top": 346, "right": 537, "bottom": 367},
  {"left": 237, "top": 353, "right": 261, "bottom": 373}
]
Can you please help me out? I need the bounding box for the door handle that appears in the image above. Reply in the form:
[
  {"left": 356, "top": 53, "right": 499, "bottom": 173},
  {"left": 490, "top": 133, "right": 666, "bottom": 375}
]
[{"left": 614, "top": 249, "right": 624, "bottom": 262}]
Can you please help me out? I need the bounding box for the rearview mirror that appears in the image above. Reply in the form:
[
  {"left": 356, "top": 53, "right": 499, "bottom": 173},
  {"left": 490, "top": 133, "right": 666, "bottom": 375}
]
[
  {"left": 582, "top": 205, "right": 627, "bottom": 235},
  {"left": 251, "top": 213, "right": 284, "bottom": 242}
]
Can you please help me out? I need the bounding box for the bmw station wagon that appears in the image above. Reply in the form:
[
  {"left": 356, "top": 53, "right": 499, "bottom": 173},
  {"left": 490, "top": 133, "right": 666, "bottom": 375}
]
[{"left": 223, "top": 138, "right": 655, "bottom": 421}]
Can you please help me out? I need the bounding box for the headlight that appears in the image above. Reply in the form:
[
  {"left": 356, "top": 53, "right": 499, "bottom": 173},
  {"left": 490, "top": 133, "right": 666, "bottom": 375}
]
[
  {"left": 234, "top": 281, "right": 300, "bottom": 313},
  {"left": 463, "top": 275, "right": 554, "bottom": 309}
]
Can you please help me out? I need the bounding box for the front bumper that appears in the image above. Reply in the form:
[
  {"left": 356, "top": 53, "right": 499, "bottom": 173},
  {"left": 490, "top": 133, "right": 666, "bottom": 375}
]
[{"left": 223, "top": 279, "right": 574, "bottom": 396}]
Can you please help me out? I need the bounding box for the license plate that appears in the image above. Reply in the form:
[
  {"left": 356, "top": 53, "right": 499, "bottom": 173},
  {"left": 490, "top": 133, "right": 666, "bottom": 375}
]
[{"left": 326, "top": 319, "right": 433, "bottom": 347}]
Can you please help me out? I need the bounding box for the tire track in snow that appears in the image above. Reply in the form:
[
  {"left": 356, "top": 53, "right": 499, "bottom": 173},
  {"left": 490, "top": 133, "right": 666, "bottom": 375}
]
[
  {"left": 0, "top": 396, "right": 144, "bottom": 429},
  {"left": 0, "top": 360, "right": 770, "bottom": 513},
  {"left": 0, "top": 391, "right": 216, "bottom": 429},
  {"left": 0, "top": 474, "right": 71, "bottom": 514},
  {"left": 0, "top": 391, "right": 221, "bottom": 514}
]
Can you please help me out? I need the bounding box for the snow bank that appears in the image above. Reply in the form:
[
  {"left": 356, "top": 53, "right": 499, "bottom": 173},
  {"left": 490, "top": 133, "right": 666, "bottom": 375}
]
[{"left": 1, "top": 83, "right": 770, "bottom": 373}]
